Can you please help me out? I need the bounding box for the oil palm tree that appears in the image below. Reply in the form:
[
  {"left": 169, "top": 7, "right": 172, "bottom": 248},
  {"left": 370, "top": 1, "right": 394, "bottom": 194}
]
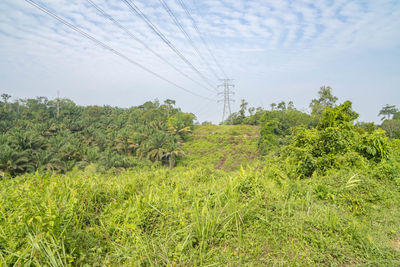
[
  {"left": 0, "top": 145, "right": 33, "bottom": 176},
  {"left": 162, "top": 149, "right": 185, "bottom": 168}
]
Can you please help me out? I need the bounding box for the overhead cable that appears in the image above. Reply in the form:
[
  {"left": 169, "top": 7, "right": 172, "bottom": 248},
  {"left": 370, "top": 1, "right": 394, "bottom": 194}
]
[
  {"left": 25, "top": 0, "right": 215, "bottom": 101},
  {"left": 122, "top": 0, "right": 217, "bottom": 92},
  {"left": 85, "top": 0, "right": 214, "bottom": 93},
  {"left": 177, "top": 0, "right": 228, "bottom": 79},
  {"left": 157, "top": 0, "right": 220, "bottom": 80}
]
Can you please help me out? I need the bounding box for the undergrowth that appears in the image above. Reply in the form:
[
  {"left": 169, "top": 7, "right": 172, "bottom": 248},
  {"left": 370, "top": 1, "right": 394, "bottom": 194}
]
[
  {"left": 181, "top": 125, "right": 260, "bottom": 170},
  {"left": 0, "top": 125, "right": 399, "bottom": 266},
  {"left": 0, "top": 164, "right": 399, "bottom": 265}
]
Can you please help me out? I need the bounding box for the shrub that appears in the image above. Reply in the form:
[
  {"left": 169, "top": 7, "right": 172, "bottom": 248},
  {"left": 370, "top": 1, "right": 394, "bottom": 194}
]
[
  {"left": 281, "top": 102, "right": 390, "bottom": 178},
  {"left": 381, "top": 119, "right": 400, "bottom": 139},
  {"left": 258, "top": 109, "right": 313, "bottom": 154}
]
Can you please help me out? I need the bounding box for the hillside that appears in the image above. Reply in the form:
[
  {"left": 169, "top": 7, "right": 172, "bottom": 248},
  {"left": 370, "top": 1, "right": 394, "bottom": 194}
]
[
  {"left": 1, "top": 125, "right": 399, "bottom": 266},
  {"left": 3, "top": 0, "right": 400, "bottom": 265},
  {"left": 181, "top": 125, "right": 260, "bottom": 170}
]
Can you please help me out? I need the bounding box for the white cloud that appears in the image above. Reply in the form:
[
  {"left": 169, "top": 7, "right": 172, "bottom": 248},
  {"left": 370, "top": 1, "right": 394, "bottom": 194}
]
[{"left": 0, "top": 0, "right": 399, "bottom": 123}]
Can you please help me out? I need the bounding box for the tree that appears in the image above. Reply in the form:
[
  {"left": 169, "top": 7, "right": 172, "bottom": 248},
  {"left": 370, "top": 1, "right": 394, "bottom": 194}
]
[
  {"left": 162, "top": 145, "right": 185, "bottom": 168},
  {"left": 357, "top": 122, "right": 376, "bottom": 133},
  {"left": 167, "top": 112, "right": 195, "bottom": 134},
  {"left": 1, "top": 93, "right": 11, "bottom": 103},
  {"left": 309, "top": 86, "right": 338, "bottom": 115},
  {"left": 239, "top": 99, "right": 248, "bottom": 117},
  {"left": 224, "top": 99, "right": 249, "bottom": 125},
  {"left": 277, "top": 101, "right": 286, "bottom": 111},
  {"left": 1, "top": 93, "right": 12, "bottom": 113},
  {"left": 318, "top": 101, "right": 359, "bottom": 129},
  {"left": 0, "top": 145, "right": 33, "bottom": 176},
  {"left": 0, "top": 96, "right": 194, "bottom": 175},
  {"left": 162, "top": 99, "right": 177, "bottom": 116},
  {"left": 381, "top": 119, "right": 400, "bottom": 139},
  {"left": 248, "top": 107, "right": 255, "bottom": 116},
  {"left": 258, "top": 108, "right": 313, "bottom": 154},
  {"left": 243, "top": 107, "right": 264, "bottom": 125},
  {"left": 378, "top": 104, "right": 398, "bottom": 121},
  {"left": 284, "top": 101, "right": 388, "bottom": 178}
]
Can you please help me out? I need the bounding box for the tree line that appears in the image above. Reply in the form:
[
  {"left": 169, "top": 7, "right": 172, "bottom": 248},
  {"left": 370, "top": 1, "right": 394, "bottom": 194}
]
[
  {"left": 225, "top": 86, "right": 400, "bottom": 139},
  {"left": 1, "top": 87, "right": 398, "bottom": 178},
  {"left": 224, "top": 87, "right": 400, "bottom": 178}
]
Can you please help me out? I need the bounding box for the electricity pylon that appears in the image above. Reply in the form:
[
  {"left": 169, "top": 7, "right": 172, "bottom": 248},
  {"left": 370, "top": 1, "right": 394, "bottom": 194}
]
[{"left": 218, "top": 79, "right": 235, "bottom": 124}]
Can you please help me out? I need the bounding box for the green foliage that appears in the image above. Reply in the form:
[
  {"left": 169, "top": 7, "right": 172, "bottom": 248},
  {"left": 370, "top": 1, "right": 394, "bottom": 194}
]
[
  {"left": 258, "top": 108, "right": 314, "bottom": 154},
  {"left": 282, "top": 102, "right": 390, "bottom": 178},
  {"left": 357, "top": 121, "right": 377, "bottom": 133},
  {"left": 357, "top": 128, "right": 389, "bottom": 161},
  {"left": 381, "top": 119, "right": 400, "bottom": 139},
  {"left": 1, "top": 162, "right": 399, "bottom": 265},
  {"left": 225, "top": 100, "right": 265, "bottom": 125},
  {"left": 0, "top": 96, "right": 194, "bottom": 176},
  {"left": 167, "top": 112, "right": 195, "bottom": 137},
  {"left": 379, "top": 104, "right": 398, "bottom": 121},
  {"left": 181, "top": 125, "right": 260, "bottom": 170},
  {"left": 309, "top": 86, "right": 338, "bottom": 116},
  {"left": 258, "top": 120, "right": 279, "bottom": 153},
  {"left": 256, "top": 93, "right": 396, "bottom": 178},
  {"left": 377, "top": 104, "right": 400, "bottom": 139},
  {"left": 318, "top": 101, "right": 359, "bottom": 128},
  {"left": 0, "top": 144, "right": 33, "bottom": 176},
  {"left": 1, "top": 89, "right": 400, "bottom": 265}
]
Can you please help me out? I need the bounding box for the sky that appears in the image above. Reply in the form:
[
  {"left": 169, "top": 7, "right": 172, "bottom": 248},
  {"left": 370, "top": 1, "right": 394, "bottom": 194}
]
[{"left": 0, "top": 0, "right": 399, "bottom": 123}]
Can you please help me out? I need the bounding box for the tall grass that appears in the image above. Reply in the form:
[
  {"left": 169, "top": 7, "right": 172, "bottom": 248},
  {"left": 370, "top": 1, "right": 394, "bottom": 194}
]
[{"left": 1, "top": 163, "right": 399, "bottom": 265}]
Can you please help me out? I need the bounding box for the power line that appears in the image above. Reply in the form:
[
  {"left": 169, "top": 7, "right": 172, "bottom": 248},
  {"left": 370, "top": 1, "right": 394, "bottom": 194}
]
[
  {"left": 178, "top": 0, "right": 228, "bottom": 79},
  {"left": 25, "top": 0, "right": 214, "bottom": 101},
  {"left": 195, "top": 104, "right": 217, "bottom": 121},
  {"left": 192, "top": 92, "right": 218, "bottom": 114},
  {"left": 85, "top": 0, "right": 213, "bottom": 94},
  {"left": 122, "top": 0, "right": 217, "bottom": 92},
  {"left": 157, "top": 0, "right": 220, "bottom": 81},
  {"left": 122, "top": 0, "right": 216, "bottom": 91}
]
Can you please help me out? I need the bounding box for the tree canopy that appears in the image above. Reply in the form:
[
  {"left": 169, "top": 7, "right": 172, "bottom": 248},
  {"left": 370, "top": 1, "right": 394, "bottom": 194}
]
[
  {"left": 0, "top": 96, "right": 195, "bottom": 177},
  {"left": 379, "top": 104, "right": 398, "bottom": 121},
  {"left": 309, "top": 86, "right": 338, "bottom": 116}
]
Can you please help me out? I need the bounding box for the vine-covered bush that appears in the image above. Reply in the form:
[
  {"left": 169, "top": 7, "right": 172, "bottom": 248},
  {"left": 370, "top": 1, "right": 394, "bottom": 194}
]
[
  {"left": 281, "top": 102, "right": 391, "bottom": 178},
  {"left": 258, "top": 108, "right": 314, "bottom": 154}
]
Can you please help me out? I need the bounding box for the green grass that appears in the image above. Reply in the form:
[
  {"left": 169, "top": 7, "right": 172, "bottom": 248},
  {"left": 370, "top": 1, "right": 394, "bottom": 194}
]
[
  {"left": 0, "top": 126, "right": 399, "bottom": 266},
  {"left": 181, "top": 125, "right": 260, "bottom": 170}
]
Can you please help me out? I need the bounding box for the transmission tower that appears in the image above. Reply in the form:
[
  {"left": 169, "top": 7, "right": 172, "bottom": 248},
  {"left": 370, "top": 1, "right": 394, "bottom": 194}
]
[{"left": 218, "top": 79, "right": 235, "bottom": 124}]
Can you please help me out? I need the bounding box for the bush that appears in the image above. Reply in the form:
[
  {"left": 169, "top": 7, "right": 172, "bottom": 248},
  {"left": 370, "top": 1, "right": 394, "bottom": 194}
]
[
  {"left": 381, "top": 119, "right": 400, "bottom": 139},
  {"left": 281, "top": 102, "right": 390, "bottom": 178},
  {"left": 283, "top": 125, "right": 391, "bottom": 178},
  {"left": 258, "top": 109, "right": 314, "bottom": 154}
]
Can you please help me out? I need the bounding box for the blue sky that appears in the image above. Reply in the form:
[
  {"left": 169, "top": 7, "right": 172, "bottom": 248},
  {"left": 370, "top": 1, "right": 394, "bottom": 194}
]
[{"left": 0, "top": 0, "right": 399, "bottom": 123}]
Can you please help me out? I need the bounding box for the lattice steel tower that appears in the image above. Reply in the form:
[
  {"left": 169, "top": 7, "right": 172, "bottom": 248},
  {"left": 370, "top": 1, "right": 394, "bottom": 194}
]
[{"left": 218, "top": 79, "right": 235, "bottom": 124}]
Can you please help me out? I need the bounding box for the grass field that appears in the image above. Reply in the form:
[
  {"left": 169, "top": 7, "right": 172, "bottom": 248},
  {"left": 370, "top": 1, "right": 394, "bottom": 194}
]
[
  {"left": 1, "top": 125, "right": 399, "bottom": 266},
  {"left": 181, "top": 125, "right": 260, "bottom": 170}
]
